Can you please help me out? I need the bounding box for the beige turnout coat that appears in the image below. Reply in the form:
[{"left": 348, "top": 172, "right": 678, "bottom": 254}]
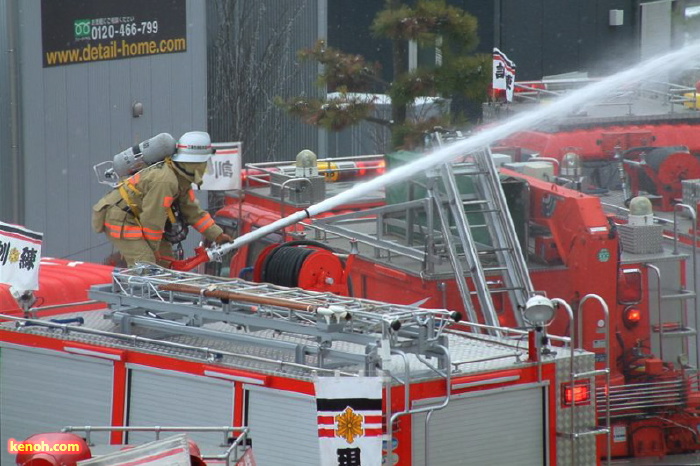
[{"left": 92, "top": 160, "right": 222, "bottom": 262}]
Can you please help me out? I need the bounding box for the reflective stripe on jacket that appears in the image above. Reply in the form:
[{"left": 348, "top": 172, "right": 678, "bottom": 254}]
[{"left": 95, "top": 161, "right": 223, "bottom": 249}]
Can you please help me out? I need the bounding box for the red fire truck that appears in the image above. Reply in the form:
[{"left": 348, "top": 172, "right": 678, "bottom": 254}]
[{"left": 209, "top": 139, "right": 698, "bottom": 460}]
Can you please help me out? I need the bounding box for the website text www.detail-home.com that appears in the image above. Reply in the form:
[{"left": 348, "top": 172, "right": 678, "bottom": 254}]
[{"left": 45, "top": 38, "right": 186, "bottom": 65}]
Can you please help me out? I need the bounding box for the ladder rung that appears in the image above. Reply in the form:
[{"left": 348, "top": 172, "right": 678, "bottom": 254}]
[
  {"left": 452, "top": 167, "right": 487, "bottom": 176},
  {"left": 478, "top": 247, "right": 513, "bottom": 254},
  {"left": 661, "top": 290, "right": 696, "bottom": 301},
  {"left": 573, "top": 369, "right": 609, "bottom": 379},
  {"left": 482, "top": 266, "right": 509, "bottom": 273},
  {"left": 460, "top": 199, "right": 489, "bottom": 206},
  {"left": 461, "top": 207, "right": 500, "bottom": 215},
  {"left": 557, "top": 427, "right": 610, "bottom": 439},
  {"left": 468, "top": 286, "right": 528, "bottom": 295},
  {"left": 652, "top": 322, "right": 696, "bottom": 335},
  {"left": 653, "top": 326, "right": 696, "bottom": 337}
]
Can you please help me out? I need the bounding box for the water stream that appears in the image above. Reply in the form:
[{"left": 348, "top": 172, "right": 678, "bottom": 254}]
[
  {"left": 309, "top": 41, "right": 700, "bottom": 217},
  {"left": 216, "top": 41, "right": 700, "bottom": 255}
]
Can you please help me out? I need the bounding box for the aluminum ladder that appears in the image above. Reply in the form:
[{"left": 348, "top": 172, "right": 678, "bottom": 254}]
[
  {"left": 424, "top": 143, "right": 534, "bottom": 328},
  {"left": 92, "top": 265, "right": 460, "bottom": 374}
]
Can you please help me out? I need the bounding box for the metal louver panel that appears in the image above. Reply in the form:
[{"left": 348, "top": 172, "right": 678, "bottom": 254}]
[
  {"left": 412, "top": 384, "right": 546, "bottom": 466},
  {"left": 127, "top": 366, "right": 234, "bottom": 447},
  {"left": 247, "top": 386, "right": 320, "bottom": 466},
  {"left": 0, "top": 346, "right": 113, "bottom": 466}
]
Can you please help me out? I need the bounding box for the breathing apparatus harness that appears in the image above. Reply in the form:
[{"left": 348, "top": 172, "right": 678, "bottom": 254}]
[
  {"left": 117, "top": 157, "right": 189, "bottom": 251},
  {"left": 106, "top": 131, "right": 214, "bottom": 263}
]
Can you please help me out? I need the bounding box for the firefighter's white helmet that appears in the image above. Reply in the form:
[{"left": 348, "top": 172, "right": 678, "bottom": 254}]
[{"left": 172, "top": 131, "right": 212, "bottom": 163}]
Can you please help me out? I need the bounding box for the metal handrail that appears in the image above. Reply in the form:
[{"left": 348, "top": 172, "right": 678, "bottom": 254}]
[
  {"left": 674, "top": 204, "right": 699, "bottom": 377},
  {"left": 579, "top": 294, "right": 611, "bottom": 466},
  {"left": 279, "top": 177, "right": 313, "bottom": 235},
  {"left": 513, "top": 77, "right": 699, "bottom": 110},
  {"left": 646, "top": 264, "right": 665, "bottom": 362},
  {"left": 0, "top": 313, "right": 358, "bottom": 379},
  {"left": 385, "top": 345, "right": 451, "bottom": 466},
  {"left": 243, "top": 154, "right": 385, "bottom": 188},
  {"left": 385, "top": 350, "right": 411, "bottom": 466},
  {"left": 552, "top": 296, "right": 611, "bottom": 465},
  {"left": 551, "top": 298, "right": 577, "bottom": 466}
]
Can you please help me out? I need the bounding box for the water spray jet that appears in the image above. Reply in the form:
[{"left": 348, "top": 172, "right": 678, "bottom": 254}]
[{"left": 177, "top": 42, "right": 700, "bottom": 270}]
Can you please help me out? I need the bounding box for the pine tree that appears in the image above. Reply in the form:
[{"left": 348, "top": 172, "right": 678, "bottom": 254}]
[{"left": 278, "top": 0, "right": 491, "bottom": 150}]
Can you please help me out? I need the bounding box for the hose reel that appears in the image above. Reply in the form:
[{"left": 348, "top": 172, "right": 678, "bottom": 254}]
[
  {"left": 623, "top": 146, "right": 700, "bottom": 211},
  {"left": 253, "top": 241, "right": 352, "bottom": 296}
]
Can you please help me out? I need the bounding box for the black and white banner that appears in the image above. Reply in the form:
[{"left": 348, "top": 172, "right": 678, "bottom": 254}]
[
  {"left": 316, "top": 377, "right": 383, "bottom": 466},
  {"left": 493, "top": 48, "right": 516, "bottom": 102},
  {"left": 0, "top": 222, "right": 43, "bottom": 291}
]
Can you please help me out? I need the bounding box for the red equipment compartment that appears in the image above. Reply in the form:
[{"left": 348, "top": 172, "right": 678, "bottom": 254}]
[
  {"left": 644, "top": 358, "right": 664, "bottom": 376},
  {"left": 631, "top": 420, "right": 667, "bottom": 457},
  {"left": 534, "top": 235, "right": 560, "bottom": 263},
  {"left": 599, "top": 130, "right": 655, "bottom": 155},
  {"left": 498, "top": 122, "right": 700, "bottom": 163},
  {"left": 605, "top": 424, "right": 631, "bottom": 458}
]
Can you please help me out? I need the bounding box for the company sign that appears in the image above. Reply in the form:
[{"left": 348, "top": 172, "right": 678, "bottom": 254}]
[{"left": 41, "top": 0, "right": 187, "bottom": 67}]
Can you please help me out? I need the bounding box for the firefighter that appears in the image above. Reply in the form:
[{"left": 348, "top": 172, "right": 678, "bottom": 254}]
[{"left": 92, "top": 131, "right": 232, "bottom": 267}]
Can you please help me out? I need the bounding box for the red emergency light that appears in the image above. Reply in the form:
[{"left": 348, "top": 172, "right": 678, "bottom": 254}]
[
  {"left": 561, "top": 381, "right": 591, "bottom": 406},
  {"left": 623, "top": 306, "right": 642, "bottom": 329},
  {"left": 354, "top": 159, "right": 386, "bottom": 177}
]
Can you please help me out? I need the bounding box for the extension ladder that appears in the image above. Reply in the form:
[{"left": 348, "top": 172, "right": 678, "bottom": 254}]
[{"left": 425, "top": 139, "right": 534, "bottom": 329}]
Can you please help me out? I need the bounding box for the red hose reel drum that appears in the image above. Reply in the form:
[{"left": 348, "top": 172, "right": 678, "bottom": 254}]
[
  {"left": 647, "top": 148, "right": 700, "bottom": 190},
  {"left": 624, "top": 146, "right": 700, "bottom": 210},
  {"left": 253, "top": 242, "right": 350, "bottom": 295}
]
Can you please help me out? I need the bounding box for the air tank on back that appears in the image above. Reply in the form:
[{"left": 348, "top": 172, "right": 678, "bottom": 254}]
[{"left": 112, "top": 132, "right": 177, "bottom": 178}]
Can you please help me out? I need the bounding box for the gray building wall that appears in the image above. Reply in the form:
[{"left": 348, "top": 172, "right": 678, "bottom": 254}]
[
  {"left": 0, "top": 0, "right": 7, "bottom": 220},
  {"left": 206, "top": 0, "right": 327, "bottom": 164},
  {"left": 497, "top": 0, "right": 639, "bottom": 80},
  {"left": 1, "top": 1, "right": 208, "bottom": 263},
  {"left": 327, "top": 0, "right": 647, "bottom": 82},
  {"left": 0, "top": 0, "right": 18, "bottom": 223}
]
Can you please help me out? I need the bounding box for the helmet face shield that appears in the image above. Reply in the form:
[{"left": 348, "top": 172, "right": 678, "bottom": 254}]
[
  {"left": 190, "top": 162, "right": 209, "bottom": 186},
  {"left": 175, "top": 161, "right": 209, "bottom": 186}
]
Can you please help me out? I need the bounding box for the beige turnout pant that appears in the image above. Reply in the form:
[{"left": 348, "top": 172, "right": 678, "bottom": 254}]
[{"left": 106, "top": 235, "right": 175, "bottom": 268}]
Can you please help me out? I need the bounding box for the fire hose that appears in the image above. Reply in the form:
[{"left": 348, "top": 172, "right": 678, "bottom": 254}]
[{"left": 169, "top": 209, "right": 313, "bottom": 271}]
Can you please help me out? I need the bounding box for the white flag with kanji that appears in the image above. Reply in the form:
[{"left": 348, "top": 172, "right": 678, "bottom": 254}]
[
  {"left": 200, "top": 141, "right": 242, "bottom": 191},
  {"left": 316, "top": 376, "right": 383, "bottom": 466},
  {"left": 0, "top": 221, "right": 43, "bottom": 291},
  {"left": 493, "top": 48, "right": 516, "bottom": 102}
]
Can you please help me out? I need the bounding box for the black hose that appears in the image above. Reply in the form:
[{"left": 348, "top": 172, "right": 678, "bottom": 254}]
[
  {"left": 260, "top": 241, "right": 354, "bottom": 296},
  {"left": 276, "top": 240, "right": 336, "bottom": 251},
  {"left": 261, "top": 245, "right": 314, "bottom": 288}
]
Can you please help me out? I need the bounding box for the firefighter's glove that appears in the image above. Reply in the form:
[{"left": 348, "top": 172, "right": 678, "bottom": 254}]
[{"left": 215, "top": 233, "right": 233, "bottom": 245}]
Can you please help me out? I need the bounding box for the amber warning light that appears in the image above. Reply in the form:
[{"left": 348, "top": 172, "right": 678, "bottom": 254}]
[{"left": 562, "top": 381, "right": 591, "bottom": 406}]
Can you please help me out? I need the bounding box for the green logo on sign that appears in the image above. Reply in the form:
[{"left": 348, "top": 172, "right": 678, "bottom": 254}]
[
  {"left": 598, "top": 248, "right": 611, "bottom": 262},
  {"left": 74, "top": 19, "right": 90, "bottom": 38}
]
